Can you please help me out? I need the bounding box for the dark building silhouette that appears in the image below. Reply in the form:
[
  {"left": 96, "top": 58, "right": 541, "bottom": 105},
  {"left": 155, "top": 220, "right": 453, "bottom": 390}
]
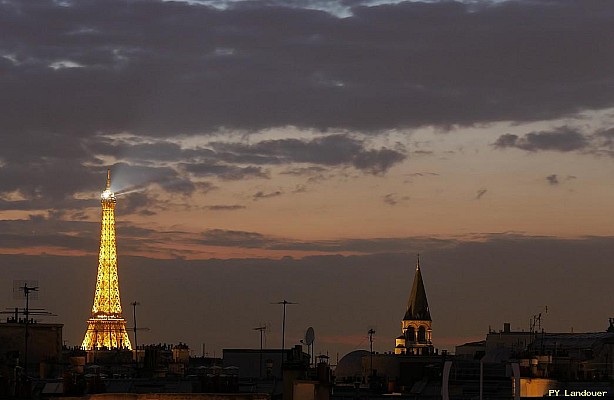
[{"left": 0, "top": 320, "right": 63, "bottom": 371}]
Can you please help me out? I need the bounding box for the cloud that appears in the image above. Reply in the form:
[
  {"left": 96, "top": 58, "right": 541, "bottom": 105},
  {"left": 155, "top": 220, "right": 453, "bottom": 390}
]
[
  {"left": 546, "top": 174, "right": 559, "bottom": 185},
  {"left": 210, "top": 134, "right": 406, "bottom": 174},
  {"left": 0, "top": 158, "right": 197, "bottom": 213},
  {"left": 383, "top": 193, "right": 409, "bottom": 206},
  {"left": 3, "top": 0, "right": 613, "bottom": 140},
  {"left": 197, "top": 182, "right": 218, "bottom": 193},
  {"left": 493, "top": 127, "right": 589, "bottom": 152},
  {"left": 352, "top": 148, "right": 406, "bottom": 174},
  {"left": 281, "top": 166, "right": 328, "bottom": 176},
  {"left": 117, "top": 191, "right": 159, "bottom": 215},
  {"left": 0, "top": 196, "right": 92, "bottom": 212},
  {"left": 1, "top": 216, "right": 459, "bottom": 257},
  {"left": 0, "top": 211, "right": 170, "bottom": 255},
  {"left": 592, "top": 127, "right": 614, "bottom": 155},
  {"left": 0, "top": 215, "right": 98, "bottom": 251},
  {"left": 0, "top": 158, "right": 101, "bottom": 203},
  {"left": 596, "top": 128, "right": 614, "bottom": 145},
  {"left": 292, "top": 184, "right": 307, "bottom": 193},
  {"left": 2, "top": 0, "right": 613, "bottom": 214},
  {"left": 252, "top": 190, "right": 283, "bottom": 200},
  {"left": 475, "top": 189, "right": 487, "bottom": 200},
  {"left": 193, "top": 229, "right": 458, "bottom": 254},
  {"left": 403, "top": 172, "right": 439, "bottom": 184},
  {"left": 86, "top": 133, "right": 403, "bottom": 191},
  {"left": 268, "top": 237, "right": 456, "bottom": 253},
  {"left": 280, "top": 166, "right": 334, "bottom": 183},
  {"left": 205, "top": 205, "right": 246, "bottom": 211},
  {"left": 545, "top": 174, "right": 577, "bottom": 186},
  {"left": 200, "top": 228, "right": 272, "bottom": 248},
  {"left": 183, "top": 163, "right": 270, "bottom": 180},
  {"left": 86, "top": 137, "right": 189, "bottom": 162}
]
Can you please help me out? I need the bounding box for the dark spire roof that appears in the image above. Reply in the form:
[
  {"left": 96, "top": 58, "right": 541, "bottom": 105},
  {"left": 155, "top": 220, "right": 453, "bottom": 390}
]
[{"left": 403, "top": 255, "right": 431, "bottom": 321}]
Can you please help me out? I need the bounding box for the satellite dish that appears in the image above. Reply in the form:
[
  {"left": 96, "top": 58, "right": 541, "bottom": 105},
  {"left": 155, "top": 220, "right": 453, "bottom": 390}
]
[{"left": 305, "top": 327, "right": 315, "bottom": 346}]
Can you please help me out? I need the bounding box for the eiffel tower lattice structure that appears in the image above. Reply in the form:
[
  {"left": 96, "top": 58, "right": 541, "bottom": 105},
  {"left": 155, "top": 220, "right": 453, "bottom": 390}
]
[{"left": 81, "top": 169, "right": 132, "bottom": 350}]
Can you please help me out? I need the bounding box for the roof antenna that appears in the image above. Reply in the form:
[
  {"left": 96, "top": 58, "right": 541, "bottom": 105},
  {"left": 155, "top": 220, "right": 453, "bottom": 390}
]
[{"left": 106, "top": 169, "right": 111, "bottom": 190}]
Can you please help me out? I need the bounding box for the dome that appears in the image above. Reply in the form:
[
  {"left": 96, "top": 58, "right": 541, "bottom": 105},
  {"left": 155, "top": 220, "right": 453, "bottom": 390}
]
[{"left": 335, "top": 350, "right": 369, "bottom": 380}]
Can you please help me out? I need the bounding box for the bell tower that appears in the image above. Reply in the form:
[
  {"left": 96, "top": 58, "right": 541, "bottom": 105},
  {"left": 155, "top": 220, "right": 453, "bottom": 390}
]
[{"left": 395, "top": 255, "right": 433, "bottom": 355}]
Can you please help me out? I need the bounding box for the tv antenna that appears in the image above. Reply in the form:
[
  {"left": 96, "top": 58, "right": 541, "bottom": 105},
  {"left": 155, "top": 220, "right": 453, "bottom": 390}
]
[
  {"left": 530, "top": 306, "right": 548, "bottom": 333},
  {"left": 13, "top": 280, "right": 38, "bottom": 301},
  {"left": 3, "top": 280, "right": 55, "bottom": 322},
  {"left": 254, "top": 325, "right": 267, "bottom": 347},
  {"left": 127, "top": 301, "right": 149, "bottom": 371},
  {"left": 271, "top": 300, "right": 297, "bottom": 362},
  {"left": 253, "top": 324, "right": 267, "bottom": 378},
  {"left": 368, "top": 328, "right": 376, "bottom": 378},
  {"left": 3, "top": 280, "right": 56, "bottom": 375}
]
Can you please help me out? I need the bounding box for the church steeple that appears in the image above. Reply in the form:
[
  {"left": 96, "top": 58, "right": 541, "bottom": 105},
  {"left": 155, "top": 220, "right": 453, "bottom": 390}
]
[
  {"left": 395, "top": 254, "right": 434, "bottom": 355},
  {"left": 404, "top": 254, "right": 431, "bottom": 321}
]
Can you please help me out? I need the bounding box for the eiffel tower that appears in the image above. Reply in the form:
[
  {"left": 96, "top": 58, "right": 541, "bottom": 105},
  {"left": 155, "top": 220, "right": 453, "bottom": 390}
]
[{"left": 81, "top": 170, "right": 132, "bottom": 350}]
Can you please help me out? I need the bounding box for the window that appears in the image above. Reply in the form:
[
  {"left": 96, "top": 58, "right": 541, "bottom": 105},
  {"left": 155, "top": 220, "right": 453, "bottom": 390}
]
[
  {"left": 406, "top": 327, "right": 415, "bottom": 342},
  {"left": 418, "top": 326, "right": 426, "bottom": 342}
]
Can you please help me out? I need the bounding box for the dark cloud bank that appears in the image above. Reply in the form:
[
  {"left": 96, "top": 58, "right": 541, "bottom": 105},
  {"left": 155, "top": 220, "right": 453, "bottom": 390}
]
[
  {"left": 2, "top": 234, "right": 614, "bottom": 355},
  {"left": 2, "top": 0, "right": 613, "bottom": 135},
  {"left": 494, "top": 127, "right": 589, "bottom": 152}
]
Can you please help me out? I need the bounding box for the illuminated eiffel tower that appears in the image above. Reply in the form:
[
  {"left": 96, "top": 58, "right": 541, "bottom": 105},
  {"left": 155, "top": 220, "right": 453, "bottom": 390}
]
[{"left": 81, "top": 170, "right": 132, "bottom": 350}]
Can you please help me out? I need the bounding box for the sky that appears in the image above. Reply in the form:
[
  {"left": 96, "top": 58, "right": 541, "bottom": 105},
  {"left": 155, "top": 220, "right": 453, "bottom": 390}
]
[{"left": 2, "top": 0, "right": 614, "bottom": 359}]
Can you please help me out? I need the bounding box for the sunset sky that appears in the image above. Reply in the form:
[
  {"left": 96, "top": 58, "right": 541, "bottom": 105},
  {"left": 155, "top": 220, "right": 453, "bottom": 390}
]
[{"left": 2, "top": 0, "right": 614, "bottom": 358}]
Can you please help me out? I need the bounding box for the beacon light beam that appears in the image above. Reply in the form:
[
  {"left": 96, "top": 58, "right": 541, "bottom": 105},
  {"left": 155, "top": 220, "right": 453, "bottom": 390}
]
[
  {"left": 114, "top": 186, "right": 147, "bottom": 197},
  {"left": 82, "top": 169, "right": 132, "bottom": 350}
]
